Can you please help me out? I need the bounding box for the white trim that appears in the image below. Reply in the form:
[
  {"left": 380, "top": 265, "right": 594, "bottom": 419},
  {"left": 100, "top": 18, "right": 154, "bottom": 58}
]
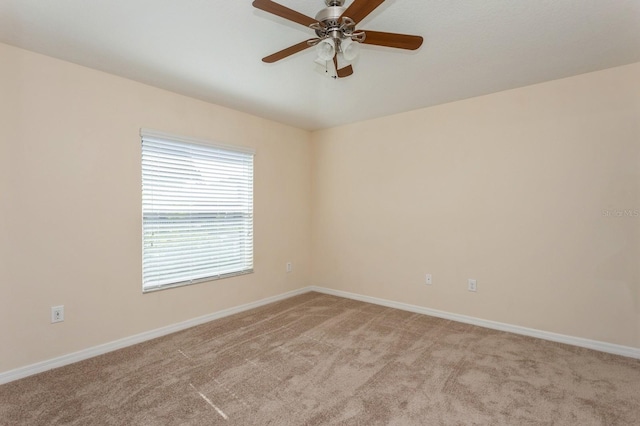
[
  {"left": 0, "top": 288, "right": 308, "bottom": 385},
  {"left": 3, "top": 285, "right": 639, "bottom": 385},
  {"left": 308, "top": 286, "right": 640, "bottom": 360},
  {"left": 139, "top": 128, "right": 255, "bottom": 155}
]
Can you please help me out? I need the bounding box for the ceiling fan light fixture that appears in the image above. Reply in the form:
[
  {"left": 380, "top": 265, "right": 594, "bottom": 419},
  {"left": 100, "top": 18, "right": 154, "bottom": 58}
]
[
  {"left": 340, "top": 37, "right": 360, "bottom": 61},
  {"left": 316, "top": 38, "right": 336, "bottom": 61}
]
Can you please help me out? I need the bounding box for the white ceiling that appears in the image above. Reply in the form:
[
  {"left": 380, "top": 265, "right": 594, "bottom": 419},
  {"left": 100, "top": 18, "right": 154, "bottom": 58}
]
[{"left": 1, "top": 0, "right": 639, "bottom": 130}]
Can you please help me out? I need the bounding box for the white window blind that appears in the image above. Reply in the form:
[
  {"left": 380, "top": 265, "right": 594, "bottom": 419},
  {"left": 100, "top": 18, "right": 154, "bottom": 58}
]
[{"left": 141, "top": 129, "right": 254, "bottom": 292}]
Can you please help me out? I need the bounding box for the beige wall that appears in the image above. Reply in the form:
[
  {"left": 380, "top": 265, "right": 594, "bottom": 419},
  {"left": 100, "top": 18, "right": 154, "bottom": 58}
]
[
  {"left": 311, "top": 63, "right": 640, "bottom": 348},
  {"left": 0, "top": 42, "right": 312, "bottom": 373},
  {"left": 2, "top": 40, "right": 639, "bottom": 376}
]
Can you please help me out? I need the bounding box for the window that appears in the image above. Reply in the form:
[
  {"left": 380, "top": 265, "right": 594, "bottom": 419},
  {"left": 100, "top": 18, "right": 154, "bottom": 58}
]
[{"left": 141, "top": 129, "right": 254, "bottom": 292}]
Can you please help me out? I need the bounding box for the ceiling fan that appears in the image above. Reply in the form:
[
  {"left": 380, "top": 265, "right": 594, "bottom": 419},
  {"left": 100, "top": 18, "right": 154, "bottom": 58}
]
[{"left": 252, "top": 0, "right": 423, "bottom": 78}]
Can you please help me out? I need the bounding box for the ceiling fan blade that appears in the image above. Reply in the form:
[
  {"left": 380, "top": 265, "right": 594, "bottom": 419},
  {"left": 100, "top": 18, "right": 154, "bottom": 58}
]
[
  {"left": 337, "top": 64, "right": 354, "bottom": 78},
  {"left": 262, "top": 39, "right": 314, "bottom": 63},
  {"left": 341, "top": 0, "right": 386, "bottom": 24},
  {"left": 252, "top": 0, "right": 318, "bottom": 27},
  {"left": 333, "top": 55, "right": 354, "bottom": 78},
  {"left": 360, "top": 30, "right": 423, "bottom": 50}
]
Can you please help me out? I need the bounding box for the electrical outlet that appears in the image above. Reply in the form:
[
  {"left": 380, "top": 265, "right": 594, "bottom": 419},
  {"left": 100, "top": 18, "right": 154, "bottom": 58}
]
[
  {"left": 286, "top": 262, "right": 293, "bottom": 273},
  {"left": 468, "top": 279, "right": 477, "bottom": 292},
  {"left": 425, "top": 274, "right": 432, "bottom": 285},
  {"left": 51, "top": 305, "right": 64, "bottom": 323}
]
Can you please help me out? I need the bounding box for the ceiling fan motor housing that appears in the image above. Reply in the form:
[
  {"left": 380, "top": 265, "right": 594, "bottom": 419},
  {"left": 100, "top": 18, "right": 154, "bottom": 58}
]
[
  {"left": 313, "top": 1, "right": 364, "bottom": 54},
  {"left": 315, "top": 6, "right": 346, "bottom": 29}
]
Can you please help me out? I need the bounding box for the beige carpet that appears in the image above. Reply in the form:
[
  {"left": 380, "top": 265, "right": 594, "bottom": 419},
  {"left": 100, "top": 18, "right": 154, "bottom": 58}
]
[{"left": 1, "top": 292, "right": 640, "bottom": 425}]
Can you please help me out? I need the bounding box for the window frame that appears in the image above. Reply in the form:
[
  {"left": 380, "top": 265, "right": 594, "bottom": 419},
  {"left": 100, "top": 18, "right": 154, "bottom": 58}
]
[{"left": 140, "top": 128, "right": 255, "bottom": 293}]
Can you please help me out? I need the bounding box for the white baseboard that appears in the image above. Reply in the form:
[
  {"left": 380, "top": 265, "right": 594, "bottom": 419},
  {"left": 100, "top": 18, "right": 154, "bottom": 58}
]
[
  {"left": 3, "top": 285, "right": 639, "bottom": 385},
  {"left": 0, "top": 287, "right": 309, "bottom": 385},
  {"left": 308, "top": 286, "right": 640, "bottom": 360}
]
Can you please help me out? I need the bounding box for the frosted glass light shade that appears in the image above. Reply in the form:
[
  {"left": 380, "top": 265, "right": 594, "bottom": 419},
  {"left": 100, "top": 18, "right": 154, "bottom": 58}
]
[
  {"left": 316, "top": 38, "right": 336, "bottom": 61},
  {"left": 341, "top": 38, "right": 360, "bottom": 61}
]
